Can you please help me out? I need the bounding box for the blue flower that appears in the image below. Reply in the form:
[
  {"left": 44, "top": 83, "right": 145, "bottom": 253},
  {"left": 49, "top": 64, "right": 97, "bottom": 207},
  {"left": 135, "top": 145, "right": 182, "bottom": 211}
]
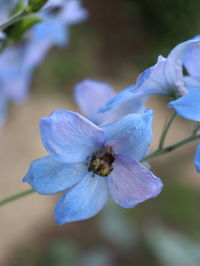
[
  {"left": 25, "top": 0, "right": 88, "bottom": 67},
  {"left": 194, "top": 144, "right": 200, "bottom": 173},
  {"left": 75, "top": 79, "right": 147, "bottom": 126},
  {"left": 100, "top": 38, "right": 200, "bottom": 122},
  {"left": 0, "top": 44, "right": 33, "bottom": 104},
  {"left": 24, "top": 109, "right": 163, "bottom": 224}
]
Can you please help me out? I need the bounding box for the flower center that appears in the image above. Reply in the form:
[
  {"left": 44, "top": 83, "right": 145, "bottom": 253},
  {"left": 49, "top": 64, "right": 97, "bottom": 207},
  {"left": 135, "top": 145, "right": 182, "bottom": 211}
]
[{"left": 88, "top": 147, "right": 115, "bottom": 177}]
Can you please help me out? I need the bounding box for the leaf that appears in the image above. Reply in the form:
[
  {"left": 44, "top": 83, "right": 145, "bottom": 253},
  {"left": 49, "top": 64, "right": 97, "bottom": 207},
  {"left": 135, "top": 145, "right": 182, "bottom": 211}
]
[
  {"left": 6, "top": 17, "right": 42, "bottom": 40},
  {"left": 28, "top": 0, "right": 49, "bottom": 12}
]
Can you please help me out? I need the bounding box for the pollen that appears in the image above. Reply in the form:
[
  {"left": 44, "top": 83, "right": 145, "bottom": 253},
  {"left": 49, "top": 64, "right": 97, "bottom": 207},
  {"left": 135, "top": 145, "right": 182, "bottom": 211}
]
[{"left": 88, "top": 147, "right": 115, "bottom": 177}]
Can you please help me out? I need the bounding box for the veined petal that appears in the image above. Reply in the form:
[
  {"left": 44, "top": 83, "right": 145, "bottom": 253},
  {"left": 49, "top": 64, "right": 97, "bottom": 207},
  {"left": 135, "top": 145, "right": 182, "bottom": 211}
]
[
  {"left": 107, "top": 155, "right": 163, "bottom": 208},
  {"left": 40, "top": 110, "right": 105, "bottom": 164},
  {"left": 54, "top": 174, "right": 109, "bottom": 224},
  {"left": 194, "top": 144, "right": 200, "bottom": 173},
  {"left": 168, "top": 87, "right": 200, "bottom": 121},
  {"left": 102, "top": 109, "right": 153, "bottom": 161},
  {"left": 74, "top": 79, "right": 115, "bottom": 125},
  {"left": 23, "top": 156, "right": 87, "bottom": 195}
]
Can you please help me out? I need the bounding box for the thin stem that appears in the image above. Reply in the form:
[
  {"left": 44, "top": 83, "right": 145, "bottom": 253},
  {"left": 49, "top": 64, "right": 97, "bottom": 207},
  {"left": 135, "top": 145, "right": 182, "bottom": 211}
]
[
  {"left": 142, "top": 134, "right": 200, "bottom": 162},
  {"left": 0, "top": 189, "right": 34, "bottom": 207},
  {"left": 158, "top": 112, "right": 176, "bottom": 149}
]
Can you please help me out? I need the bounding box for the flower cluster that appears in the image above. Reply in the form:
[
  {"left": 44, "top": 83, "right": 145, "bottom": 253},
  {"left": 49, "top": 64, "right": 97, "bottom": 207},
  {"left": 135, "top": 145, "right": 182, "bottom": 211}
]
[
  {"left": 0, "top": 0, "right": 88, "bottom": 127},
  {"left": 24, "top": 33, "right": 200, "bottom": 224}
]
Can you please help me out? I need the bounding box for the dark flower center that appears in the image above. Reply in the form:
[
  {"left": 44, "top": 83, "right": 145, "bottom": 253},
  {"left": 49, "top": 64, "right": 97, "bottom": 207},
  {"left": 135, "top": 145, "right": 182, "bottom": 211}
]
[{"left": 88, "top": 147, "right": 115, "bottom": 177}]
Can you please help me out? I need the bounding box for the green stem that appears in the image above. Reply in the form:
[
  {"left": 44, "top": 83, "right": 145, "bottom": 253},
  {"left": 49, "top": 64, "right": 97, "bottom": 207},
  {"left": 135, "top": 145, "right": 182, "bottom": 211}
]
[
  {"left": 0, "top": 189, "right": 34, "bottom": 207},
  {"left": 142, "top": 134, "right": 200, "bottom": 162},
  {"left": 158, "top": 112, "right": 176, "bottom": 149}
]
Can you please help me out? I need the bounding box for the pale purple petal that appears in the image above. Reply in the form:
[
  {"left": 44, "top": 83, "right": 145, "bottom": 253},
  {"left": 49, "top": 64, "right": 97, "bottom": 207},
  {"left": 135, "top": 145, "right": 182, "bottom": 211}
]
[
  {"left": 102, "top": 109, "right": 153, "bottom": 161},
  {"left": 40, "top": 110, "right": 105, "bottom": 164},
  {"left": 107, "top": 155, "right": 163, "bottom": 208}
]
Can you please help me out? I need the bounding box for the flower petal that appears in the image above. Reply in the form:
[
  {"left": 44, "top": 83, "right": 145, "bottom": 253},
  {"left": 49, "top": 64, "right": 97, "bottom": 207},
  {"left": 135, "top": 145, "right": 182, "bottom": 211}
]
[
  {"left": 107, "top": 155, "right": 163, "bottom": 208},
  {"left": 168, "top": 87, "right": 200, "bottom": 121},
  {"left": 194, "top": 144, "right": 200, "bottom": 173},
  {"left": 102, "top": 109, "right": 153, "bottom": 161},
  {"left": 73, "top": 79, "right": 115, "bottom": 124},
  {"left": 184, "top": 35, "right": 200, "bottom": 78},
  {"left": 54, "top": 174, "right": 109, "bottom": 224},
  {"left": 40, "top": 110, "right": 105, "bottom": 164},
  {"left": 99, "top": 85, "right": 147, "bottom": 125},
  {"left": 23, "top": 156, "right": 87, "bottom": 195},
  {"left": 135, "top": 56, "right": 171, "bottom": 96},
  {"left": 134, "top": 38, "right": 200, "bottom": 97}
]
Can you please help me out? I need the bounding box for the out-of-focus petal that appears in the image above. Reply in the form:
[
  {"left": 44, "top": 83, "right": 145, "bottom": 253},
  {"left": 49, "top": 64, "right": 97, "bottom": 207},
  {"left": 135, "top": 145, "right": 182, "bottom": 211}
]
[
  {"left": 107, "top": 155, "right": 163, "bottom": 208},
  {"left": 0, "top": 92, "right": 7, "bottom": 128},
  {"left": 74, "top": 79, "right": 115, "bottom": 125},
  {"left": 23, "top": 156, "right": 88, "bottom": 194},
  {"left": 99, "top": 85, "right": 147, "bottom": 126},
  {"left": 103, "top": 109, "right": 153, "bottom": 161},
  {"left": 54, "top": 174, "right": 109, "bottom": 224},
  {"left": 168, "top": 87, "right": 200, "bottom": 121},
  {"left": 40, "top": 110, "right": 105, "bottom": 164},
  {"left": 194, "top": 144, "right": 200, "bottom": 173}
]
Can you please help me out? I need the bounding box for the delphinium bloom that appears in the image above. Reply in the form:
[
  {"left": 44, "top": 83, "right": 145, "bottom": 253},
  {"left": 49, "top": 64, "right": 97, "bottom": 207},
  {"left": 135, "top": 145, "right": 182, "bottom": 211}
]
[
  {"left": 24, "top": 109, "right": 163, "bottom": 224},
  {"left": 74, "top": 79, "right": 147, "bottom": 126},
  {"left": 25, "top": 0, "right": 88, "bottom": 67},
  {"left": 101, "top": 37, "right": 200, "bottom": 122}
]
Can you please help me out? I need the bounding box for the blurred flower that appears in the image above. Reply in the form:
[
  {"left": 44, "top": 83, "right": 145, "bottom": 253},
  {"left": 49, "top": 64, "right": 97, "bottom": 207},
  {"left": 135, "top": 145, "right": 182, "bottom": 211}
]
[
  {"left": 74, "top": 79, "right": 147, "bottom": 126},
  {"left": 25, "top": 0, "right": 88, "bottom": 67},
  {"left": 194, "top": 144, "right": 200, "bottom": 173},
  {"left": 0, "top": 0, "right": 88, "bottom": 127},
  {"left": 24, "top": 109, "right": 163, "bottom": 224},
  {"left": 100, "top": 37, "right": 200, "bottom": 122}
]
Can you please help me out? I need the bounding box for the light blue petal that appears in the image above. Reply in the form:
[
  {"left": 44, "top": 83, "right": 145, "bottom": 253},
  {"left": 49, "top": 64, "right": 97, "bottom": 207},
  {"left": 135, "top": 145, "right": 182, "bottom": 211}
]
[
  {"left": 57, "top": 0, "right": 89, "bottom": 25},
  {"left": 107, "top": 155, "right": 163, "bottom": 208},
  {"left": 99, "top": 85, "right": 147, "bottom": 123},
  {"left": 23, "top": 156, "right": 87, "bottom": 195},
  {"left": 168, "top": 88, "right": 200, "bottom": 121},
  {"left": 73, "top": 79, "right": 115, "bottom": 125},
  {"left": 134, "top": 56, "right": 171, "bottom": 96},
  {"left": 25, "top": 20, "right": 67, "bottom": 68},
  {"left": 54, "top": 174, "right": 109, "bottom": 224},
  {"left": 40, "top": 110, "right": 105, "bottom": 164},
  {"left": 102, "top": 109, "right": 153, "bottom": 161},
  {"left": 184, "top": 35, "right": 200, "bottom": 78},
  {"left": 99, "top": 85, "right": 135, "bottom": 112},
  {"left": 0, "top": 45, "right": 33, "bottom": 103},
  {"left": 194, "top": 144, "right": 200, "bottom": 173},
  {"left": 134, "top": 38, "right": 200, "bottom": 97}
]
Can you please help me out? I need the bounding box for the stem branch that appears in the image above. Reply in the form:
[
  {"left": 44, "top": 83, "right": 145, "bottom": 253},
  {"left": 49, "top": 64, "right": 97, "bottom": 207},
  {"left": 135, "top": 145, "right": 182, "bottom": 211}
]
[{"left": 0, "top": 189, "right": 34, "bottom": 207}]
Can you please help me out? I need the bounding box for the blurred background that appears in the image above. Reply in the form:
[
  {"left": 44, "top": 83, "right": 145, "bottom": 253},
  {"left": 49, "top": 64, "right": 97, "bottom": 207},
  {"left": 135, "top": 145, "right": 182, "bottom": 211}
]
[{"left": 1, "top": 0, "right": 200, "bottom": 265}]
